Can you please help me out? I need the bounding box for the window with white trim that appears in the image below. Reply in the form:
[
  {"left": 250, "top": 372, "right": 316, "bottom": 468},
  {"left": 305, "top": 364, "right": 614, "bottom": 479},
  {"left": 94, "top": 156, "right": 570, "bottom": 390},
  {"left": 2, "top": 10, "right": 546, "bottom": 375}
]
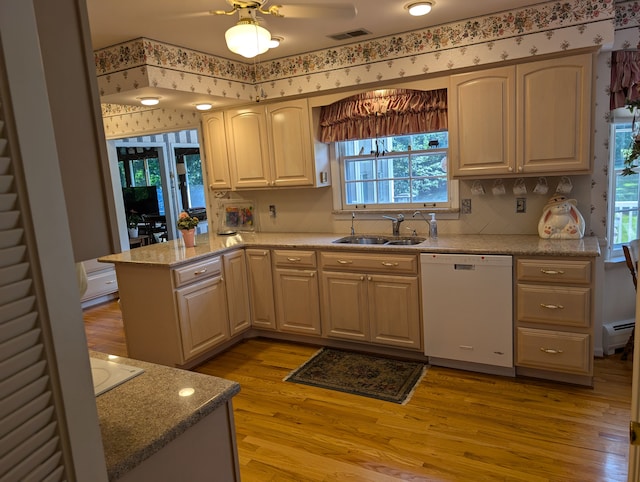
[
  {"left": 609, "top": 115, "right": 640, "bottom": 259},
  {"left": 337, "top": 131, "right": 456, "bottom": 210}
]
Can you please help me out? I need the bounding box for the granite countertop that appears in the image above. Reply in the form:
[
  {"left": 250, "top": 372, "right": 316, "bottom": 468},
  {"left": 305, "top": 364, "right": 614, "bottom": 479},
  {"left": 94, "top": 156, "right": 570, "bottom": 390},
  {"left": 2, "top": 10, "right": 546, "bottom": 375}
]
[
  {"left": 90, "top": 351, "right": 240, "bottom": 480},
  {"left": 99, "top": 232, "right": 601, "bottom": 268}
]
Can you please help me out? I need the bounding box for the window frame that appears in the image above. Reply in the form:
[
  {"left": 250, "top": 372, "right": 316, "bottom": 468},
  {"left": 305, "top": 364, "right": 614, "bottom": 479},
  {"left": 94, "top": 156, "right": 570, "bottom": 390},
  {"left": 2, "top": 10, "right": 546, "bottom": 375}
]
[
  {"left": 608, "top": 112, "right": 640, "bottom": 259},
  {"left": 334, "top": 133, "right": 458, "bottom": 213}
]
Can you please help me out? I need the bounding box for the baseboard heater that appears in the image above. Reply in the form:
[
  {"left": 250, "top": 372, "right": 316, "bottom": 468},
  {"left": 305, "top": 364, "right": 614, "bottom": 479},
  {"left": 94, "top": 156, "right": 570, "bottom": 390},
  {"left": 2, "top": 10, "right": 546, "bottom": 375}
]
[{"left": 602, "top": 319, "right": 635, "bottom": 355}]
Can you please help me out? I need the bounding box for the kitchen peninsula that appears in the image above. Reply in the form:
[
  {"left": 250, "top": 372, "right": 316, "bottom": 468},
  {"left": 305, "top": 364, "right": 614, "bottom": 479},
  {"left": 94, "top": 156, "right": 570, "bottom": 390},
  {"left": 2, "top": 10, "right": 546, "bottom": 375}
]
[
  {"left": 91, "top": 351, "right": 240, "bottom": 481},
  {"left": 99, "top": 232, "right": 601, "bottom": 385}
]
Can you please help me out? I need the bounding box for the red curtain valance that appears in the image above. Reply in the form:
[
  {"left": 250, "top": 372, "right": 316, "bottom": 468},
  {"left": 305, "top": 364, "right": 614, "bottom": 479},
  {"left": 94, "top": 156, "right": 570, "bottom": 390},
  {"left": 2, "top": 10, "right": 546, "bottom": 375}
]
[
  {"left": 610, "top": 50, "right": 640, "bottom": 110},
  {"left": 319, "top": 88, "right": 447, "bottom": 143}
]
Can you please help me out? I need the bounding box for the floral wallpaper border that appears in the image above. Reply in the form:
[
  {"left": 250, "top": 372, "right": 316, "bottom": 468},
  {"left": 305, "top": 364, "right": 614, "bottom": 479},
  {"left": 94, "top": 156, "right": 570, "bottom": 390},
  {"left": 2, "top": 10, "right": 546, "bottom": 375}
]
[{"left": 96, "top": 0, "right": 615, "bottom": 101}]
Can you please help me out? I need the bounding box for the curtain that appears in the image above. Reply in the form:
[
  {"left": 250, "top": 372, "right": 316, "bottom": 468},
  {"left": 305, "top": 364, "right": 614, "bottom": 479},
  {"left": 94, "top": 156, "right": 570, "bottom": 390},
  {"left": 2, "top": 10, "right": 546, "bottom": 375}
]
[
  {"left": 610, "top": 50, "right": 640, "bottom": 110},
  {"left": 319, "top": 88, "right": 447, "bottom": 143}
]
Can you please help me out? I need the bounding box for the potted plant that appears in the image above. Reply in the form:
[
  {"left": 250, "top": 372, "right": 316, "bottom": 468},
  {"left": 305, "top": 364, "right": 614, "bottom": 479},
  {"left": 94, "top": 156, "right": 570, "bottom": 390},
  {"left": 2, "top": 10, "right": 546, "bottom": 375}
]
[
  {"left": 177, "top": 211, "right": 199, "bottom": 247},
  {"left": 622, "top": 98, "right": 640, "bottom": 176},
  {"left": 127, "top": 213, "right": 142, "bottom": 238}
]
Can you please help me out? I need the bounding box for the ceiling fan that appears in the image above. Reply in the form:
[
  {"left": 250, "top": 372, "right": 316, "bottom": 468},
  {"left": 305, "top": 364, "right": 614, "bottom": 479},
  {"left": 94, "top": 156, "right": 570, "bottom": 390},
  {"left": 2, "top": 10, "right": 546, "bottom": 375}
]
[{"left": 210, "top": 0, "right": 357, "bottom": 58}]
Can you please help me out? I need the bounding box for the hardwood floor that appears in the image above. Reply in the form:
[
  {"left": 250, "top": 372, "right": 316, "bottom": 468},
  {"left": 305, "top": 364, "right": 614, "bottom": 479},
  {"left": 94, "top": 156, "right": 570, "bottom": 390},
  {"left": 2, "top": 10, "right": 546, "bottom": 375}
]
[{"left": 83, "top": 300, "right": 633, "bottom": 481}]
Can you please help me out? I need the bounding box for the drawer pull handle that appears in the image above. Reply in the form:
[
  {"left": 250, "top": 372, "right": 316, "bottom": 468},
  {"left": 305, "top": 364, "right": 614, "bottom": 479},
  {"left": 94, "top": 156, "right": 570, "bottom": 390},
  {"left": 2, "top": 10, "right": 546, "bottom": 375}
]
[
  {"left": 540, "top": 269, "right": 565, "bottom": 275},
  {"left": 540, "top": 303, "right": 564, "bottom": 310},
  {"left": 105, "top": 280, "right": 116, "bottom": 284},
  {"left": 381, "top": 262, "right": 399, "bottom": 267},
  {"left": 337, "top": 259, "right": 353, "bottom": 264},
  {"left": 540, "top": 347, "right": 564, "bottom": 355},
  {"left": 194, "top": 268, "right": 207, "bottom": 275},
  {"left": 287, "top": 257, "right": 302, "bottom": 262}
]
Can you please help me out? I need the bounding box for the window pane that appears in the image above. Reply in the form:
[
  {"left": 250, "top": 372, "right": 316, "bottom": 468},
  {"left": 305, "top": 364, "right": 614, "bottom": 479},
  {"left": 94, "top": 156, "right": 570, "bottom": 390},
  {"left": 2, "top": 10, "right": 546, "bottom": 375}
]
[
  {"left": 378, "top": 156, "right": 409, "bottom": 179},
  {"left": 185, "top": 153, "right": 205, "bottom": 208},
  {"left": 412, "top": 177, "right": 448, "bottom": 202},
  {"left": 345, "top": 158, "right": 376, "bottom": 182},
  {"left": 413, "top": 153, "right": 447, "bottom": 176},
  {"left": 131, "top": 160, "right": 146, "bottom": 186},
  {"left": 345, "top": 181, "right": 376, "bottom": 205},
  {"left": 614, "top": 172, "right": 639, "bottom": 244},
  {"left": 614, "top": 123, "right": 633, "bottom": 171}
]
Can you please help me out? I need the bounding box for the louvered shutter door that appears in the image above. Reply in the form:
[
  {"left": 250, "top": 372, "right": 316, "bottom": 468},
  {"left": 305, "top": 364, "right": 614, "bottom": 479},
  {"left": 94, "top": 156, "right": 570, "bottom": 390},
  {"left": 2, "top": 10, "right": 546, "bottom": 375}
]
[{"left": 0, "top": 78, "right": 66, "bottom": 481}]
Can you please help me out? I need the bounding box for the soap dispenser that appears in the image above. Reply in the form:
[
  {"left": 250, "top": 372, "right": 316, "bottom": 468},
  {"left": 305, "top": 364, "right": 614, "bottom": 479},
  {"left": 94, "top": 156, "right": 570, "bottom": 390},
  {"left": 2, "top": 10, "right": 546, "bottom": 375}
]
[{"left": 428, "top": 213, "right": 438, "bottom": 239}]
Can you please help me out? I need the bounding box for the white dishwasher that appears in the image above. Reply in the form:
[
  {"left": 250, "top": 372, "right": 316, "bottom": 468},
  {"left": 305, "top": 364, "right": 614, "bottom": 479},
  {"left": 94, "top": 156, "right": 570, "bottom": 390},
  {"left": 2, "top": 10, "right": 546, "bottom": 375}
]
[{"left": 420, "top": 253, "right": 514, "bottom": 375}]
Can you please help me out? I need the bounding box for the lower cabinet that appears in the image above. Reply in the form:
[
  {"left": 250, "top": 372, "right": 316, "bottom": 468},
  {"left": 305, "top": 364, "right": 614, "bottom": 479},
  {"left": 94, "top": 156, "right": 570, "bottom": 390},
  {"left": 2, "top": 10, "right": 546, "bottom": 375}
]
[
  {"left": 272, "top": 250, "right": 321, "bottom": 335},
  {"left": 115, "top": 250, "right": 248, "bottom": 367},
  {"left": 514, "top": 256, "right": 594, "bottom": 385},
  {"left": 245, "top": 248, "right": 276, "bottom": 330},
  {"left": 81, "top": 258, "right": 118, "bottom": 308},
  {"left": 176, "top": 274, "right": 229, "bottom": 361},
  {"left": 320, "top": 251, "right": 421, "bottom": 350}
]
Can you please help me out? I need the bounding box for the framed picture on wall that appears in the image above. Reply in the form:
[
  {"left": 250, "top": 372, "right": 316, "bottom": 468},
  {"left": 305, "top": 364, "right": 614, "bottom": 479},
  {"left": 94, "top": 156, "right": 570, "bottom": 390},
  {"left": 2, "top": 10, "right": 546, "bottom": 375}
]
[{"left": 217, "top": 200, "right": 257, "bottom": 233}]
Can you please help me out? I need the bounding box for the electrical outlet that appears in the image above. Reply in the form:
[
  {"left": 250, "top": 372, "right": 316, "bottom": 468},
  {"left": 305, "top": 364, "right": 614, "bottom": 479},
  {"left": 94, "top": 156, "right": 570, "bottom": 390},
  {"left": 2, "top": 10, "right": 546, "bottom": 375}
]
[
  {"left": 269, "top": 205, "right": 276, "bottom": 217},
  {"left": 516, "top": 198, "right": 526, "bottom": 213},
  {"left": 461, "top": 198, "right": 472, "bottom": 214}
]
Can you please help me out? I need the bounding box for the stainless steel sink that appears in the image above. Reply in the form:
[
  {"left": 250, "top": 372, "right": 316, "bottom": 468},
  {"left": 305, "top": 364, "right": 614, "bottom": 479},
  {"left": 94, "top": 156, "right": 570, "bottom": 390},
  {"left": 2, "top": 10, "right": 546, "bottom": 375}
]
[
  {"left": 333, "top": 235, "right": 426, "bottom": 245},
  {"left": 386, "top": 237, "right": 426, "bottom": 245},
  {"left": 333, "top": 235, "right": 390, "bottom": 244}
]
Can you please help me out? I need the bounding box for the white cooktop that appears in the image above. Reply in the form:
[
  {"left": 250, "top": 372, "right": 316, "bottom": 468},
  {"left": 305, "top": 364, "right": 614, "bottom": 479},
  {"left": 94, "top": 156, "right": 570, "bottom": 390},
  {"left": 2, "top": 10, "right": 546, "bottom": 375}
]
[{"left": 90, "top": 358, "right": 144, "bottom": 396}]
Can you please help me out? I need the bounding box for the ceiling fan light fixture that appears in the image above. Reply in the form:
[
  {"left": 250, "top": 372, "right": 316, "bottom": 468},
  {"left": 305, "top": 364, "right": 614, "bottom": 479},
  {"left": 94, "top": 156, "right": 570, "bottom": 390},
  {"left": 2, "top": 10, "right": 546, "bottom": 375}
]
[
  {"left": 269, "top": 36, "right": 283, "bottom": 49},
  {"left": 225, "top": 19, "right": 271, "bottom": 58},
  {"left": 139, "top": 97, "right": 160, "bottom": 106},
  {"left": 405, "top": 1, "right": 433, "bottom": 16},
  {"left": 195, "top": 103, "right": 213, "bottom": 111}
]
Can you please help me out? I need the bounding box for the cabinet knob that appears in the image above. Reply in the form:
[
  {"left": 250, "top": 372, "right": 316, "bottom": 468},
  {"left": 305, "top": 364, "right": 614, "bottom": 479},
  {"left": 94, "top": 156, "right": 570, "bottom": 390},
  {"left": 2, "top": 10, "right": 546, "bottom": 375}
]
[
  {"left": 367, "top": 276, "right": 372, "bottom": 281},
  {"left": 360, "top": 276, "right": 365, "bottom": 281},
  {"left": 518, "top": 166, "right": 523, "bottom": 172},
  {"left": 508, "top": 167, "right": 513, "bottom": 172}
]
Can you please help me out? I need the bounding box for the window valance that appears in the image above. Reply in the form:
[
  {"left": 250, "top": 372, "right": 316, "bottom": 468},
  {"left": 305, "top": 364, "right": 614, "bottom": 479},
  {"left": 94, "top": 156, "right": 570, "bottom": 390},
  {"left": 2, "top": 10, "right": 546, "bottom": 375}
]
[
  {"left": 319, "top": 88, "right": 447, "bottom": 143},
  {"left": 610, "top": 50, "right": 640, "bottom": 110}
]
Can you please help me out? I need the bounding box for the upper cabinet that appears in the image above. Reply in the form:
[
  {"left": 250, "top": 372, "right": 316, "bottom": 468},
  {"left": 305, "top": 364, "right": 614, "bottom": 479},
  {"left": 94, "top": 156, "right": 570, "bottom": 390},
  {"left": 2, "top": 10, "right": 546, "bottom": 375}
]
[
  {"left": 202, "top": 99, "right": 331, "bottom": 191},
  {"left": 450, "top": 53, "right": 593, "bottom": 178},
  {"left": 201, "top": 111, "right": 232, "bottom": 190}
]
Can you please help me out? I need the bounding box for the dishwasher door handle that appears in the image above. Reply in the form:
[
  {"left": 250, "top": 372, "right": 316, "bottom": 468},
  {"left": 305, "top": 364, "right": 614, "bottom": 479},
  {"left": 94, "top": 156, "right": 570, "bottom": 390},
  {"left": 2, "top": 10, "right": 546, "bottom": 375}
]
[{"left": 454, "top": 264, "right": 475, "bottom": 270}]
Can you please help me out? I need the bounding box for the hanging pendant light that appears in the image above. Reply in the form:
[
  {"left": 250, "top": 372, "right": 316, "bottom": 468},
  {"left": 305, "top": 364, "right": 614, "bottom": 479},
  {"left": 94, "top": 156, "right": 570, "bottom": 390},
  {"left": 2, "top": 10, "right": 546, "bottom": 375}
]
[{"left": 225, "top": 9, "right": 271, "bottom": 59}]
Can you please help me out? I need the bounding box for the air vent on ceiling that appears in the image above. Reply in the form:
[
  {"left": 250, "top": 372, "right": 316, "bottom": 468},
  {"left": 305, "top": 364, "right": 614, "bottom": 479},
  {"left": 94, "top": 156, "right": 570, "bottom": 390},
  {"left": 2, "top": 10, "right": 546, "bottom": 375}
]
[{"left": 328, "top": 29, "right": 371, "bottom": 41}]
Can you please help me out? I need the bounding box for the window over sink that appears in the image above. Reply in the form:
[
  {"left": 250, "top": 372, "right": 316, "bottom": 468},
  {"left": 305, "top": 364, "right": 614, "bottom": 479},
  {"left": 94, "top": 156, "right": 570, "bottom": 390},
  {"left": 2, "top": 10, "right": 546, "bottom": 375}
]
[{"left": 336, "top": 131, "right": 457, "bottom": 211}]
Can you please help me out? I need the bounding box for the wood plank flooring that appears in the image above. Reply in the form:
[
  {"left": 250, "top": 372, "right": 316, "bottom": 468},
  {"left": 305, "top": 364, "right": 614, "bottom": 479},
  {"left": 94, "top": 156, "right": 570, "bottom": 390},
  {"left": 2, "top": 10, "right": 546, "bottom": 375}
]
[{"left": 83, "top": 300, "right": 633, "bottom": 481}]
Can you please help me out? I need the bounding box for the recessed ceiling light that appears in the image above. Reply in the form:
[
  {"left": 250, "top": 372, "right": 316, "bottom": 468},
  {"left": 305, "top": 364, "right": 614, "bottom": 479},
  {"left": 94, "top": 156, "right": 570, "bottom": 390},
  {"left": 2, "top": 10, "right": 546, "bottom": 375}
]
[
  {"left": 139, "top": 97, "right": 160, "bottom": 106},
  {"left": 405, "top": 1, "right": 433, "bottom": 16},
  {"left": 195, "top": 103, "right": 213, "bottom": 111}
]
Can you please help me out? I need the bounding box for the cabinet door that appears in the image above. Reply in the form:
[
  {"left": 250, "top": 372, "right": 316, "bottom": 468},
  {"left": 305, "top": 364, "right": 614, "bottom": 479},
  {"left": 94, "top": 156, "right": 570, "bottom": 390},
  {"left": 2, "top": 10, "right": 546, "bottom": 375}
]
[
  {"left": 245, "top": 249, "right": 276, "bottom": 330},
  {"left": 450, "top": 66, "right": 516, "bottom": 178},
  {"left": 267, "top": 99, "right": 314, "bottom": 187},
  {"left": 516, "top": 54, "right": 592, "bottom": 174},
  {"left": 225, "top": 107, "right": 272, "bottom": 188},
  {"left": 201, "top": 111, "right": 231, "bottom": 189},
  {"left": 320, "top": 271, "right": 368, "bottom": 341},
  {"left": 176, "top": 276, "right": 229, "bottom": 361},
  {"left": 368, "top": 275, "right": 421, "bottom": 350},
  {"left": 273, "top": 268, "right": 321, "bottom": 335},
  {"left": 223, "top": 250, "right": 251, "bottom": 335}
]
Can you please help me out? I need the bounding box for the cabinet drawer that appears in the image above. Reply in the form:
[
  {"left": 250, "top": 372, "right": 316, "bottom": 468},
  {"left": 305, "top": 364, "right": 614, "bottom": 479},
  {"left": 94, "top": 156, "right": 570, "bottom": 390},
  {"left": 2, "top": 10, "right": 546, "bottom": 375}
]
[
  {"left": 516, "top": 327, "right": 591, "bottom": 375},
  {"left": 320, "top": 251, "right": 417, "bottom": 274},
  {"left": 516, "top": 259, "right": 591, "bottom": 284},
  {"left": 82, "top": 269, "right": 118, "bottom": 301},
  {"left": 273, "top": 250, "right": 316, "bottom": 268},
  {"left": 516, "top": 284, "right": 590, "bottom": 327},
  {"left": 173, "top": 257, "right": 222, "bottom": 288}
]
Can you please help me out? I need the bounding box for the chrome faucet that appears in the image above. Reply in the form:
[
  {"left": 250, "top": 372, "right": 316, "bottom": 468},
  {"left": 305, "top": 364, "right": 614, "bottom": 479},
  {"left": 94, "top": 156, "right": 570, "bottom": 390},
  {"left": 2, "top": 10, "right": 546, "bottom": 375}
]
[
  {"left": 413, "top": 211, "right": 429, "bottom": 223},
  {"left": 382, "top": 214, "right": 404, "bottom": 236}
]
